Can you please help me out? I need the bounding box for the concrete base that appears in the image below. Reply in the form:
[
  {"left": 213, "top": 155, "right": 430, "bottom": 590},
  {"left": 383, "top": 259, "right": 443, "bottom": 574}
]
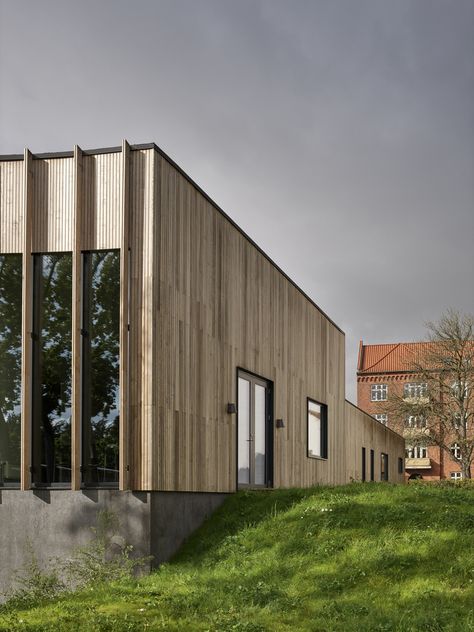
[{"left": 0, "top": 489, "right": 227, "bottom": 599}]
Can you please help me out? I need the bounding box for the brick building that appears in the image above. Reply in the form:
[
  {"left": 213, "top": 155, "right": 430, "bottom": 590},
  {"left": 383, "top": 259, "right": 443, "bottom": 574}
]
[{"left": 357, "top": 341, "right": 472, "bottom": 481}]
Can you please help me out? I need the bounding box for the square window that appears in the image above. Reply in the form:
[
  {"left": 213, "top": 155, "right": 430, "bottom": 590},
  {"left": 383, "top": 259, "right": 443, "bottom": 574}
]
[
  {"left": 450, "top": 471, "right": 463, "bottom": 481},
  {"left": 403, "top": 383, "right": 427, "bottom": 399},
  {"left": 307, "top": 399, "right": 328, "bottom": 459},
  {"left": 406, "top": 445, "right": 427, "bottom": 459},
  {"left": 371, "top": 384, "right": 388, "bottom": 401},
  {"left": 405, "top": 415, "right": 426, "bottom": 429},
  {"left": 375, "top": 413, "right": 388, "bottom": 425}
]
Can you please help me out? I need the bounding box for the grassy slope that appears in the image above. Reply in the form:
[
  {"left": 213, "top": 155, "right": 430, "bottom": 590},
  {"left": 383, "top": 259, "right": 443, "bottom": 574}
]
[{"left": 1, "top": 483, "right": 474, "bottom": 632}]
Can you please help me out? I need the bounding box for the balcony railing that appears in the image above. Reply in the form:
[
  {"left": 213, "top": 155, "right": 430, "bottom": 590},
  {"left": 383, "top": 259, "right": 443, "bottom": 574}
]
[{"left": 405, "top": 457, "right": 431, "bottom": 470}]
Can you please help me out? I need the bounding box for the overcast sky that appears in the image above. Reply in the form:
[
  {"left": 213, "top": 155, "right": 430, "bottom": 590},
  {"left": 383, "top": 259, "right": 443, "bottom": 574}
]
[{"left": 1, "top": 0, "right": 473, "bottom": 401}]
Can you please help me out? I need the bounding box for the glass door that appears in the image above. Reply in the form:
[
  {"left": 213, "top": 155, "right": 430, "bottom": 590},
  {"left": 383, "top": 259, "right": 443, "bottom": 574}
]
[{"left": 237, "top": 370, "right": 273, "bottom": 488}]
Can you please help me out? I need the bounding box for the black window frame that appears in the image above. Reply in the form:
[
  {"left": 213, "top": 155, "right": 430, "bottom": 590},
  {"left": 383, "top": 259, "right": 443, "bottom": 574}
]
[
  {"left": 31, "top": 251, "right": 73, "bottom": 488},
  {"left": 381, "top": 452, "right": 389, "bottom": 481},
  {"left": 81, "top": 249, "right": 120, "bottom": 489},
  {"left": 307, "top": 398, "right": 328, "bottom": 460},
  {"left": 370, "top": 449, "right": 375, "bottom": 481},
  {"left": 398, "top": 457, "right": 404, "bottom": 475},
  {"left": 361, "top": 447, "right": 366, "bottom": 482},
  {"left": 0, "top": 253, "right": 23, "bottom": 488}
]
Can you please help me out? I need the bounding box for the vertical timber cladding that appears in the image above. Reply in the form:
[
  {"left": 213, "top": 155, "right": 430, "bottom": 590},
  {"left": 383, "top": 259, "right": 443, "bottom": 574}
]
[
  {"left": 154, "top": 154, "right": 347, "bottom": 493},
  {"left": 1, "top": 144, "right": 405, "bottom": 493},
  {"left": 344, "top": 402, "right": 405, "bottom": 483},
  {"left": 0, "top": 146, "right": 158, "bottom": 490},
  {"left": 0, "top": 160, "right": 24, "bottom": 253},
  {"left": 80, "top": 146, "right": 158, "bottom": 490}
]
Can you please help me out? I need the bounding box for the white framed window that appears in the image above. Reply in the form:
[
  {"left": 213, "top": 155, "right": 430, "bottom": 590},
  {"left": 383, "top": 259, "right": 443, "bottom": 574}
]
[
  {"left": 452, "top": 381, "right": 469, "bottom": 398},
  {"left": 450, "top": 443, "right": 462, "bottom": 460},
  {"left": 371, "top": 384, "right": 388, "bottom": 401},
  {"left": 405, "top": 415, "right": 426, "bottom": 429},
  {"left": 375, "top": 414, "right": 388, "bottom": 425},
  {"left": 453, "top": 413, "right": 468, "bottom": 430},
  {"left": 450, "top": 471, "right": 463, "bottom": 481},
  {"left": 406, "top": 445, "right": 428, "bottom": 459},
  {"left": 403, "top": 383, "right": 427, "bottom": 399}
]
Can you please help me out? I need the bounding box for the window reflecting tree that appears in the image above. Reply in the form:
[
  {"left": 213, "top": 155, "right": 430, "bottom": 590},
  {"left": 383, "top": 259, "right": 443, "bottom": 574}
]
[
  {"left": 32, "top": 253, "right": 72, "bottom": 486},
  {"left": 0, "top": 254, "right": 22, "bottom": 486},
  {"left": 82, "top": 250, "right": 120, "bottom": 485}
]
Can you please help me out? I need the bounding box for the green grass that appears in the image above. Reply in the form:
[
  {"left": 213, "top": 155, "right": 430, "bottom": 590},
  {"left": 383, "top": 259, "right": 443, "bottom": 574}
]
[{"left": 1, "top": 482, "right": 474, "bottom": 631}]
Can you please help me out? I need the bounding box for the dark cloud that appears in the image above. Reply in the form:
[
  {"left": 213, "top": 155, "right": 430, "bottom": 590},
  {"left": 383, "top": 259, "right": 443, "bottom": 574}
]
[{"left": 1, "top": 0, "right": 473, "bottom": 400}]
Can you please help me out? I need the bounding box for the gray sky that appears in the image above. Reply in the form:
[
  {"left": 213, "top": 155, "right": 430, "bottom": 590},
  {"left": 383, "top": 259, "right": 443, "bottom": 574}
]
[{"left": 1, "top": 0, "right": 473, "bottom": 401}]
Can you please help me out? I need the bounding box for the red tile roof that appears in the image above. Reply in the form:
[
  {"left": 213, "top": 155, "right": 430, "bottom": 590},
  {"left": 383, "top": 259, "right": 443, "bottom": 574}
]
[{"left": 357, "top": 341, "right": 439, "bottom": 374}]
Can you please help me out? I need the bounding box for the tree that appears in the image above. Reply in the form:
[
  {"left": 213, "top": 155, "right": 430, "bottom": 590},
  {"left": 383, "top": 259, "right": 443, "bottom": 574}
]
[{"left": 388, "top": 310, "right": 474, "bottom": 479}]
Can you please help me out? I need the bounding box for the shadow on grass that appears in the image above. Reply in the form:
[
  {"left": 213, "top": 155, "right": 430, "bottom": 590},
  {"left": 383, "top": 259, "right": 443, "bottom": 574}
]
[{"left": 173, "top": 482, "right": 474, "bottom": 567}]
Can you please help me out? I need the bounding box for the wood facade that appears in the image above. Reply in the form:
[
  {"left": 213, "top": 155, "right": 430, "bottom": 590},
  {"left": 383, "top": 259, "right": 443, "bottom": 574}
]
[{"left": 0, "top": 142, "right": 405, "bottom": 493}]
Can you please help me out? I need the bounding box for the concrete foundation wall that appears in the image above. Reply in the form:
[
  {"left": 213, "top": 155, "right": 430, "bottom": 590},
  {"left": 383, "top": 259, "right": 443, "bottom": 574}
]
[{"left": 0, "top": 489, "right": 227, "bottom": 599}]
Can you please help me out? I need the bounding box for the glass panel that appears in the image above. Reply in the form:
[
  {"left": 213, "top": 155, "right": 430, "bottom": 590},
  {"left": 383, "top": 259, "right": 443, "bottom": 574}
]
[
  {"left": 82, "top": 250, "right": 120, "bottom": 486},
  {"left": 0, "top": 254, "right": 22, "bottom": 486},
  {"left": 308, "top": 400, "right": 321, "bottom": 457},
  {"left": 32, "top": 253, "right": 72, "bottom": 486},
  {"left": 254, "top": 384, "right": 266, "bottom": 485},
  {"left": 238, "top": 377, "right": 250, "bottom": 485}
]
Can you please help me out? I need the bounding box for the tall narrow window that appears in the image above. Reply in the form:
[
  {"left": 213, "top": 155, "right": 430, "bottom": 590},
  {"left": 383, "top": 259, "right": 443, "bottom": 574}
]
[
  {"left": 370, "top": 449, "right": 375, "bottom": 481},
  {"left": 361, "top": 447, "right": 366, "bottom": 482},
  {"left": 32, "top": 253, "right": 72, "bottom": 486},
  {"left": 381, "top": 453, "right": 389, "bottom": 481},
  {"left": 0, "top": 254, "right": 22, "bottom": 487},
  {"left": 307, "top": 399, "right": 328, "bottom": 459},
  {"left": 82, "top": 250, "right": 120, "bottom": 486}
]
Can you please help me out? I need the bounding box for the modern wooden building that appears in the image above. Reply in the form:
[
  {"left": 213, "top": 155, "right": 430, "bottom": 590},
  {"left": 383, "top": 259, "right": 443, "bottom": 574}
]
[{"left": 0, "top": 142, "right": 404, "bottom": 590}]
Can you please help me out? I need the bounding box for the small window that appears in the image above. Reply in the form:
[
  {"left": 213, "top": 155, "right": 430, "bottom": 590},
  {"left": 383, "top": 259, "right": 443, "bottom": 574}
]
[
  {"left": 450, "top": 471, "right": 463, "bottom": 481},
  {"left": 453, "top": 413, "right": 467, "bottom": 430},
  {"left": 398, "top": 457, "right": 404, "bottom": 474},
  {"left": 452, "top": 381, "right": 468, "bottom": 398},
  {"left": 405, "top": 415, "right": 426, "bottom": 429},
  {"left": 381, "top": 453, "right": 389, "bottom": 481},
  {"left": 406, "top": 445, "right": 428, "bottom": 459},
  {"left": 375, "top": 413, "right": 388, "bottom": 425},
  {"left": 371, "top": 384, "right": 387, "bottom": 401},
  {"left": 307, "top": 399, "right": 328, "bottom": 459},
  {"left": 403, "top": 383, "right": 427, "bottom": 399},
  {"left": 361, "top": 447, "right": 366, "bottom": 482},
  {"left": 370, "top": 449, "right": 375, "bottom": 481},
  {"left": 450, "top": 443, "right": 462, "bottom": 460}
]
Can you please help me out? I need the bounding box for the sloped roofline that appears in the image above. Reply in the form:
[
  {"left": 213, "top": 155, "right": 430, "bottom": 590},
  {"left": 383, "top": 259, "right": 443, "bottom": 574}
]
[
  {"left": 357, "top": 340, "right": 442, "bottom": 374},
  {"left": 0, "top": 142, "right": 344, "bottom": 334}
]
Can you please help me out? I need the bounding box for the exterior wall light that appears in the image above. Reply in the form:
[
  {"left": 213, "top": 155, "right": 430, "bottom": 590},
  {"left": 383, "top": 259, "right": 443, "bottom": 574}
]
[
  {"left": 276, "top": 419, "right": 285, "bottom": 428},
  {"left": 227, "top": 403, "right": 237, "bottom": 414}
]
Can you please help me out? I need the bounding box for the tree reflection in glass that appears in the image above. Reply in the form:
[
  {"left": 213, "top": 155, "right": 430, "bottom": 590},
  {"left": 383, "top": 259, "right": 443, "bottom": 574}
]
[
  {"left": 0, "top": 254, "right": 22, "bottom": 487},
  {"left": 82, "top": 250, "right": 120, "bottom": 486},
  {"left": 32, "top": 253, "right": 72, "bottom": 486}
]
